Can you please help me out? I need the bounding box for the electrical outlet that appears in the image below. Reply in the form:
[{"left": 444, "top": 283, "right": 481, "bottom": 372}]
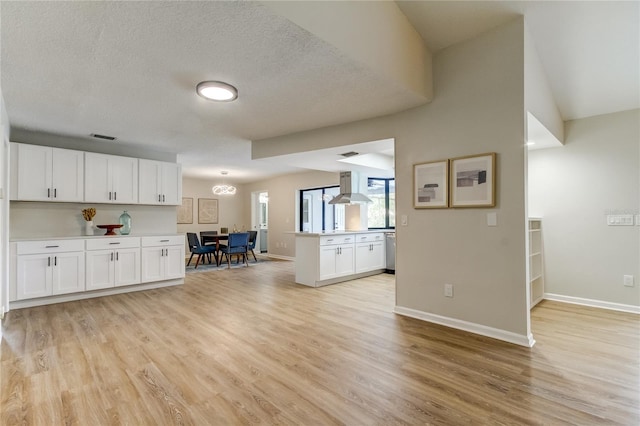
[
  {"left": 624, "top": 275, "right": 634, "bottom": 287},
  {"left": 444, "top": 284, "right": 453, "bottom": 297}
]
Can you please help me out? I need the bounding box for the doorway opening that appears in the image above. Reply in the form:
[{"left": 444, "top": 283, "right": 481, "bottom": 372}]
[{"left": 252, "top": 191, "right": 268, "bottom": 253}]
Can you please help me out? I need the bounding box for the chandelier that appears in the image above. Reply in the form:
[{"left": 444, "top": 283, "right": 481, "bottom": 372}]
[{"left": 212, "top": 171, "right": 237, "bottom": 195}]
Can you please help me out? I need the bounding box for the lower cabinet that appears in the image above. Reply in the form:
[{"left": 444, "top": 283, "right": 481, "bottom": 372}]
[
  {"left": 16, "top": 250, "right": 85, "bottom": 300},
  {"left": 355, "top": 233, "right": 385, "bottom": 273},
  {"left": 86, "top": 237, "right": 141, "bottom": 290},
  {"left": 11, "top": 234, "right": 184, "bottom": 305},
  {"left": 296, "top": 232, "right": 386, "bottom": 287},
  {"left": 140, "top": 236, "right": 185, "bottom": 283}
]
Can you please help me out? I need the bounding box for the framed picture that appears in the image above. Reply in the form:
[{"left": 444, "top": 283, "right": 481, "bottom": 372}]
[
  {"left": 177, "top": 197, "right": 193, "bottom": 224},
  {"left": 414, "top": 160, "right": 449, "bottom": 208},
  {"left": 198, "top": 198, "right": 219, "bottom": 224},
  {"left": 450, "top": 152, "right": 496, "bottom": 208}
]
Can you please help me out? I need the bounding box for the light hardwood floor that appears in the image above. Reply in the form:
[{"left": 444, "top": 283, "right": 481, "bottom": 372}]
[{"left": 2, "top": 260, "right": 638, "bottom": 425}]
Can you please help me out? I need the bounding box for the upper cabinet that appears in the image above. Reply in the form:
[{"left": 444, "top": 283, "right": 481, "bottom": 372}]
[
  {"left": 138, "top": 159, "right": 182, "bottom": 205},
  {"left": 10, "top": 143, "right": 84, "bottom": 202},
  {"left": 84, "top": 153, "right": 138, "bottom": 204}
]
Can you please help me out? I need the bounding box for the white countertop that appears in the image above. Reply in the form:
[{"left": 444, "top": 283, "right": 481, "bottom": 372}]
[
  {"left": 294, "top": 229, "right": 394, "bottom": 237},
  {"left": 10, "top": 233, "right": 184, "bottom": 242}
]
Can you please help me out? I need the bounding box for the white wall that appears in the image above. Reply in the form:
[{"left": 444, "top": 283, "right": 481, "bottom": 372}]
[
  {"left": 242, "top": 170, "right": 339, "bottom": 259},
  {"left": 252, "top": 19, "right": 530, "bottom": 344},
  {"left": 1, "top": 92, "right": 9, "bottom": 317},
  {"left": 528, "top": 109, "right": 640, "bottom": 308}
]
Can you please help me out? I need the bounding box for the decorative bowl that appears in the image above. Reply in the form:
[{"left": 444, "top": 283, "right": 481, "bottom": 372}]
[{"left": 96, "top": 224, "right": 124, "bottom": 236}]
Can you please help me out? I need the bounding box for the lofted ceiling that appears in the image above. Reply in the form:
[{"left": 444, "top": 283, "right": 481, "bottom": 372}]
[{"left": 1, "top": 1, "right": 638, "bottom": 183}]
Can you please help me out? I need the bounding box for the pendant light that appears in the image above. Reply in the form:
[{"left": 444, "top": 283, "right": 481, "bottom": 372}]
[{"left": 212, "top": 171, "right": 237, "bottom": 195}]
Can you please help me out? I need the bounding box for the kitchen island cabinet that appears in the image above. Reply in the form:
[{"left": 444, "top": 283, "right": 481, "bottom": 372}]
[{"left": 295, "top": 231, "right": 386, "bottom": 287}]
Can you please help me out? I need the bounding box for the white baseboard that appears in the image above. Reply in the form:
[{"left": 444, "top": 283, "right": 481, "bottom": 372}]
[
  {"left": 394, "top": 306, "right": 535, "bottom": 348},
  {"left": 266, "top": 254, "right": 294, "bottom": 261},
  {"left": 9, "top": 278, "right": 184, "bottom": 310},
  {"left": 544, "top": 293, "right": 640, "bottom": 314}
]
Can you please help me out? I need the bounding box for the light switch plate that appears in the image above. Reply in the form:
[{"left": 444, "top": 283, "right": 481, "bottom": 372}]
[
  {"left": 624, "top": 275, "right": 634, "bottom": 287},
  {"left": 607, "top": 214, "right": 634, "bottom": 226},
  {"left": 401, "top": 215, "right": 408, "bottom": 226},
  {"left": 487, "top": 212, "right": 497, "bottom": 227}
]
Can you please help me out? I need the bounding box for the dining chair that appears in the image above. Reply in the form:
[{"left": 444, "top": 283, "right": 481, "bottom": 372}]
[
  {"left": 219, "top": 232, "right": 249, "bottom": 268},
  {"left": 247, "top": 230, "right": 258, "bottom": 262},
  {"left": 186, "top": 233, "right": 217, "bottom": 268}
]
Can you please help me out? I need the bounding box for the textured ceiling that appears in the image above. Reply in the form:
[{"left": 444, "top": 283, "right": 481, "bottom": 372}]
[{"left": 1, "top": 1, "right": 638, "bottom": 182}]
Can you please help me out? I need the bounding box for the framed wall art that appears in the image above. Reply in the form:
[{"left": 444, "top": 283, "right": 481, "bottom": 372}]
[
  {"left": 177, "top": 197, "right": 193, "bottom": 224},
  {"left": 450, "top": 152, "right": 496, "bottom": 208},
  {"left": 414, "top": 160, "right": 449, "bottom": 208},
  {"left": 198, "top": 198, "right": 219, "bottom": 224}
]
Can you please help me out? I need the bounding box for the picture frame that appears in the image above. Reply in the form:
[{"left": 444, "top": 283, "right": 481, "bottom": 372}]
[
  {"left": 450, "top": 152, "right": 496, "bottom": 208},
  {"left": 198, "top": 198, "right": 219, "bottom": 224},
  {"left": 177, "top": 197, "right": 193, "bottom": 224},
  {"left": 414, "top": 160, "right": 449, "bottom": 208}
]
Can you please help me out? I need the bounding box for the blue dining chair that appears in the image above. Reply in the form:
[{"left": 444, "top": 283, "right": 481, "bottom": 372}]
[
  {"left": 219, "top": 232, "right": 249, "bottom": 268},
  {"left": 248, "top": 230, "right": 258, "bottom": 262},
  {"left": 186, "top": 233, "right": 217, "bottom": 268}
]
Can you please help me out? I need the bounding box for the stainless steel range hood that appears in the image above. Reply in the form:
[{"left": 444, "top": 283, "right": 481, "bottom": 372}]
[{"left": 328, "top": 171, "right": 372, "bottom": 204}]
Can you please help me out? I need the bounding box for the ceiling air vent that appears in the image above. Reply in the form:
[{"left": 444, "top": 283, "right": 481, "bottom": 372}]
[
  {"left": 91, "top": 133, "right": 116, "bottom": 141},
  {"left": 340, "top": 151, "right": 359, "bottom": 158}
]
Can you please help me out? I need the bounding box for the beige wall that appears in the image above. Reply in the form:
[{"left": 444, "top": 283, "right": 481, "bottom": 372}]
[
  {"left": 242, "top": 170, "right": 339, "bottom": 258},
  {"left": 252, "top": 19, "right": 530, "bottom": 341},
  {"left": 529, "top": 110, "right": 640, "bottom": 307}
]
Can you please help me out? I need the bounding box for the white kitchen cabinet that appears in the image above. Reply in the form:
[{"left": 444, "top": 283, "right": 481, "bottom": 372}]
[
  {"left": 15, "top": 239, "right": 85, "bottom": 300},
  {"left": 85, "top": 237, "right": 141, "bottom": 290},
  {"left": 84, "top": 152, "right": 138, "bottom": 203},
  {"left": 355, "top": 233, "right": 385, "bottom": 273},
  {"left": 140, "top": 236, "right": 185, "bottom": 283},
  {"left": 318, "top": 235, "right": 355, "bottom": 281},
  {"left": 138, "top": 159, "right": 182, "bottom": 205},
  {"left": 10, "top": 142, "right": 84, "bottom": 202}
]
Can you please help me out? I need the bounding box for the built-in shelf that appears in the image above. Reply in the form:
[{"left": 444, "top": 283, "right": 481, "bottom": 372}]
[{"left": 529, "top": 218, "right": 544, "bottom": 309}]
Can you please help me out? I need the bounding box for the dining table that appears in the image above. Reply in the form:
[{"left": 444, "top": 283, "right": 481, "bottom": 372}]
[{"left": 200, "top": 232, "right": 229, "bottom": 265}]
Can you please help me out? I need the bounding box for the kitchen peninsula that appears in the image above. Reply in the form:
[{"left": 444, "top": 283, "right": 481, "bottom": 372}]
[{"left": 295, "top": 230, "right": 386, "bottom": 287}]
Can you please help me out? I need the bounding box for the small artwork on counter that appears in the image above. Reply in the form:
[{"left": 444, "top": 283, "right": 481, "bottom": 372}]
[
  {"left": 177, "top": 197, "right": 193, "bottom": 224},
  {"left": 414, "top": 160, "right": 449, "bottom": 208},
  {"left": 198, "top": 198, "right": 219, "bottom": 224},
  {"left": 450, "top": 152, "right": 496, "bottom": 208}
]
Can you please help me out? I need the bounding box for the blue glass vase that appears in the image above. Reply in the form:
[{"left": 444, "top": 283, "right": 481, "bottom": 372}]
[{"left": 119, "top": 210, "right": 131, "bottom": 235}]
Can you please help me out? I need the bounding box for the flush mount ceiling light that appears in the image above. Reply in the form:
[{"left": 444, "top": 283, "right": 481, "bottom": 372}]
[
  {"left": 212, "top": 171, "right": 237, "bottom": 195},
  {"left": 196, "top": 81, "right": 238, "bottom": 102}
]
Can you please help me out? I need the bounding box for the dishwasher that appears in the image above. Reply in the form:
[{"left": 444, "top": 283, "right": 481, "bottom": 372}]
[{"left": 385, "top": 232, "right": 395, "bottom": 273}]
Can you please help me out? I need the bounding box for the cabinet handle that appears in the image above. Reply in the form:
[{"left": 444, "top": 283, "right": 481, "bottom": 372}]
[
  {"left": 161, "top": 249, "right": 164, "bottom": 257},
  {"left": 54, "top": 188, "right": 57, "bottom": 198},
  {"left": 114, "top": 192, "right": 117, "bottom": 200},
  {"left": 54, "top": 256, "right": 57, "bottom": 266},
  {"left": 45, "top": 245, "right": 59, "bottom": 248},
  {"left": 47, "top": 188, "right": 51, "bottom": 198},
  {"left": 158, "top": 194, "right": 161, "bottom": 202},
  {"left": 111, "top": 252, "right": 114, "bottom": 261},
  {"left": 47, "top": 257, "right": 50, "bottom": 267},
  {"left": 116, "top": 252, "right": 119, "bottom": 261},
  {"left": 109, "top": 191, "right": 112, "bottom": 200},
  {"left": 162, "top": 194, "right": 165, "bottom": 202},
  {"left": 109, "top": 242, "right": 121, "bottom": 245},
  {"left": 160, "top": 239, "right": 170, "bottom": 242},
  {"left": 165, "top": 248, "right": 168, "bottom": 256}
]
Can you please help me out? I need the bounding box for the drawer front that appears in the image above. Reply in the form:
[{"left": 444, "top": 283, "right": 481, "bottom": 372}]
[
  {"left": 86, "top": 237, "right": 140, "bottom": 251},
  {"left": 141, "top": 235, "right": 183, "bottom": 247},
  {"left": 320, "top": 234, "right": 354, "bottom": 246},
  {"left": 17, "top": 239, "right": 85, "bottom": 255},
  {"left": 356, "top": 233, "right": 384, "bottom": 243}
]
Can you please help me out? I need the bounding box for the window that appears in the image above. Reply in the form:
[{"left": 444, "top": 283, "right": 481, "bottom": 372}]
[
  {"left": 367, "top": 178, "right": 395, "bottom": 229},
  {"left": 300, "top": 179, "right": 395, "bottom": 232}
]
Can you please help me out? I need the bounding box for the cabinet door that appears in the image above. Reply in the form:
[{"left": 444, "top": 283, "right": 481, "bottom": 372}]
[
  {"left": 84, "top": 153, "right": 111, "bottom": 203},
  {"left": 86, "top": 249, "right": 115, "bottom": 290},
  {"left": 141, "top": 247, "right": 164, "bottom": 283},
  {"left": 51, "top": 148, "right": 84, "bottom": 202},
  {"left": 369, "top": 241, "right": 385, "bottom": 270},
  {"left": 16, "top": 144, "right": 52, "bottom": 201},
  {"left": 111, "top": 156, "right": 138, "bottom": 204},
  {"left": 161, "top": 163, "right": 181, "bottom": 205},
  {"left": 138, "top": 159, "right": 162, "bottom": 204},
  {"left": 52, "top": 251, "right": 85, "bottom": 295},
  {"left": 114, "top": 248, "right": 141, "bottom": 287},
  {"left": 355, "top": 243, "right": 373, "bottom": 273},
  {"left": 16, "top": 253, "right": 52, "bottom": 300},
  {"left": 335, "top": 244, "right": 355, "bottom": 277},
  {"left": 319, "top": 246, "right": 338, "bottom": 280},
  {"left": 164, "top": 245, "right": 185, "bottom": 279}
]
